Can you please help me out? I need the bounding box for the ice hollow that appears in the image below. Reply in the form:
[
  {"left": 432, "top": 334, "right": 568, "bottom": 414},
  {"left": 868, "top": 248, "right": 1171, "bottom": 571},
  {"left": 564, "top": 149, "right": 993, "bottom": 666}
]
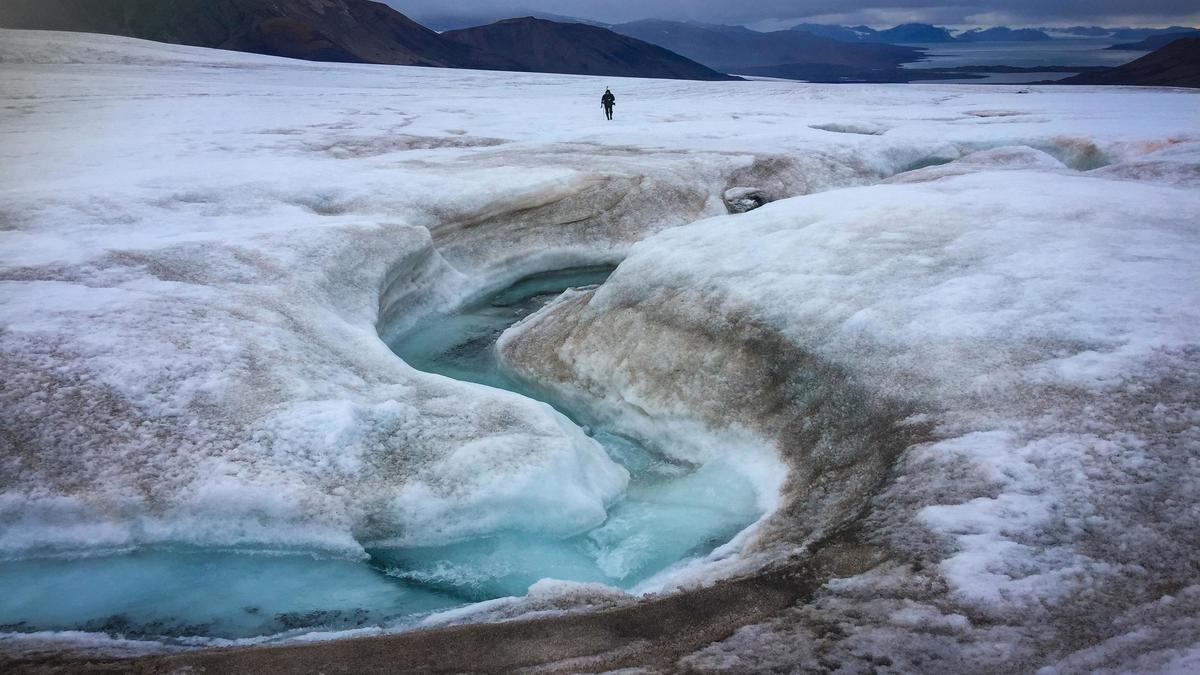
[{"left": 379, "top": 265, "right": 768, "bottom": 601}]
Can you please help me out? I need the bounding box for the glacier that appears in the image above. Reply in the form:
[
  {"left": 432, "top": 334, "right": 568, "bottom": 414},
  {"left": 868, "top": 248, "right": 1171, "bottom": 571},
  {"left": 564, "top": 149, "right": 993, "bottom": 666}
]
[{"left": 1, "top": 27, "right": 1199, "bottom": 672}]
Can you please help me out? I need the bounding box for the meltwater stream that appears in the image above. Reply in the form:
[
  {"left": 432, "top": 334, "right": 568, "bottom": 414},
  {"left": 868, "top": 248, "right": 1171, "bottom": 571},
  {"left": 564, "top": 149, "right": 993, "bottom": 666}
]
[
  {"left": 0, "top": 268, "right": 763, "bottom": 645},
  {"left": 380, "top": 266, "right": 764, "bottom": 596}
]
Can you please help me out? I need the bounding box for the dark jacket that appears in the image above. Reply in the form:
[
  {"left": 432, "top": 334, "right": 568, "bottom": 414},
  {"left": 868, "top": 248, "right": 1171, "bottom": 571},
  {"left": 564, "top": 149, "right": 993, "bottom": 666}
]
[{"left": 601, "top": 91, "right": 615, "bottom": 108}]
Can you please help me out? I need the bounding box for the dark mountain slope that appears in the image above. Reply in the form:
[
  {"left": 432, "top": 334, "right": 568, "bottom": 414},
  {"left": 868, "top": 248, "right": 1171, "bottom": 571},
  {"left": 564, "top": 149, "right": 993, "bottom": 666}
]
[
  {"left": 413, "top": 9, "right": 608, "bottom": 32},
  {"left": 610, "top": 20, "right": 920, "bottom": 72},
  {"left": 868, "top": 23, "right": 955, "bottom": 43},
  {"left": 0, "top": 0, "right": 516, "bottom": 68},
  {"left": 1108, "top": 31, "right": 1200, "bottom": 51},
  {"left": 1059, "top": 38, "right": 1200, "bottom": 87},
  {"left": 442, "top": 18, "right": 736, "bottom": 81}
]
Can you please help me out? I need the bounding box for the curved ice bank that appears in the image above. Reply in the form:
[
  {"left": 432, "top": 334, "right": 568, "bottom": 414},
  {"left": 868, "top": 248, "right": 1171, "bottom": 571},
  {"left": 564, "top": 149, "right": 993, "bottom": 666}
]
[
  {"left": 500, "top": 166, "right": 1200, "bottom": 669},
  {"left": 498, "top": 278, "right": 918, "bottom": 558},
  {"left": 381, "top": 266, "right": 776, "bottom": 599}
]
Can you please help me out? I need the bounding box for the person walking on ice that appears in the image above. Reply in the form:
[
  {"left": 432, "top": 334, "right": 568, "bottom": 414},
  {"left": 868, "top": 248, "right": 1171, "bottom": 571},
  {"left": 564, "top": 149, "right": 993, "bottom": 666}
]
[{"left": 601, "top": 87, "right": 615, "bottom": 120}]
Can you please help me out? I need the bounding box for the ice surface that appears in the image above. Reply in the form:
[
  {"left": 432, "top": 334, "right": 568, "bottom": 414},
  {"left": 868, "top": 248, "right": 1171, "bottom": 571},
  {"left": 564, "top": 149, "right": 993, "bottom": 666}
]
[{"left": 1, "top": 27, "right": 1198, "bottom": 666}]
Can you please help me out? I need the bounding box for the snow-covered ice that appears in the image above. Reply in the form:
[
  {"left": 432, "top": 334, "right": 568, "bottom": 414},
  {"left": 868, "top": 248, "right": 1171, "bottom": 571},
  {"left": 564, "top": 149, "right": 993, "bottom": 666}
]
[{"left": 1, "top": 28, "right": 1198, "bottom": 669}]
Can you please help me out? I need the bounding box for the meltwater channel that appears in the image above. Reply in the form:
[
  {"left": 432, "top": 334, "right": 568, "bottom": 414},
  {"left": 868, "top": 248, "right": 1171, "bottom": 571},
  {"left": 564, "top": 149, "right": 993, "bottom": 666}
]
[{"left": 0, "top": 267, "right": 764, "bottom": 644}]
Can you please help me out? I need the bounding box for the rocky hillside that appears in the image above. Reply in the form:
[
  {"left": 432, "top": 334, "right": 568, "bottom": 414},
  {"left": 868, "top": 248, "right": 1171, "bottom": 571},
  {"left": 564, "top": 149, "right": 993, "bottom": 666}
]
[
  {"left": 1060, "top": 37, "right": 1199, "bottom": 87},
  {"left": 0, "top": 0, "right": 516, "bottom": 68}
]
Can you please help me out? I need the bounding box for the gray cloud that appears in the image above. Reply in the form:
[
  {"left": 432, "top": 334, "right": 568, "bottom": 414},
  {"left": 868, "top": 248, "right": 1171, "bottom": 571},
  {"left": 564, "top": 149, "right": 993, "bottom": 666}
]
[{"left": 389, "top": 0, "right": 1200, "bottom": 27}]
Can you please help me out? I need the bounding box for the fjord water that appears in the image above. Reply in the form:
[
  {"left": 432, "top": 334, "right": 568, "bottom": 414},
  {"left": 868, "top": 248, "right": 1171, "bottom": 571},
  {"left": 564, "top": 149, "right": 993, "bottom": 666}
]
[
  {"left": 0, "top": 269, "right": 762, "bottom": 643},
  {"left": 902, "top": 38, "right": 1148, "bottom": 83},
  {"left": 903, "top": 38, "right": 1148, "bottom": 69}
]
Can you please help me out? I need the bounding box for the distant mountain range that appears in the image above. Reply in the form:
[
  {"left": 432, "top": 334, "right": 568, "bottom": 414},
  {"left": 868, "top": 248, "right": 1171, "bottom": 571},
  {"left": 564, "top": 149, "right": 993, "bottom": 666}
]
[
  {"left": 442, "top": 18, "right": 735, "bottom": 81},
  {"left": 956, "top": 27, "right": 1053, "bottom": 42},
  {"left": 1027, "top": 26, "right": 1198, "bottom": 39},
  {"left": 788, "top": 22, "right": 956, "bottom": 43},
  {"left": 610, "top": 20, "right": 921, "bottom": 77},
  {"left": 788, "top": 24, "right": 874, "bottom": 42},
  {"left": 0, "top": 0, "right": 728, "bottom": 80},
  {"left": 408, "top": 9, "right": 1198, "bottom": 47},
  {"left": 868, "top": 23, "right": 958, "bottom": 43},
  {"left": 1045, "top": 26, "right": 1115, "bottom": 37},
  {"left": 786, "top": 23, "right": 959, "bottom": 43},
  {"left": 1107, "top": 26, "right": 1200, "bottom": 40},
  {"left": 1059, "top": 37, "right": 1199, "bottom": 87},
  {"left": 790, "top": 22, "right": 1056, "bottom": 43},
  {"left": 789, "top": 22, "right": 1199, "bottom": 44}
]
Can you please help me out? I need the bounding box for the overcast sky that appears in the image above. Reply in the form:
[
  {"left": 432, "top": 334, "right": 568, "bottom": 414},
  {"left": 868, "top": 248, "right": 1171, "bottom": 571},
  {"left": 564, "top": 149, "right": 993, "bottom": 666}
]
[{"left": 389, "top": 1, "right": 1200, "bottom": 28}]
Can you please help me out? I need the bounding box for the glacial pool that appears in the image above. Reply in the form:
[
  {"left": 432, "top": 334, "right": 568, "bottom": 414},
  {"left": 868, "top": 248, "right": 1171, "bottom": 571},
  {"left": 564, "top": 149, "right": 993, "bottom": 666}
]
[{"left": 0, "top": 267, "right": 765, "bottom": 644}]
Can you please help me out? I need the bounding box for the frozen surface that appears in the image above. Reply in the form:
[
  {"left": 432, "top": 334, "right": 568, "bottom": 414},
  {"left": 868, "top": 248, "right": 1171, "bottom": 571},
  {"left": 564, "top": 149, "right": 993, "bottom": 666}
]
[{"left": 1, "top": 28, "right": 1199, "bottom": 667}]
